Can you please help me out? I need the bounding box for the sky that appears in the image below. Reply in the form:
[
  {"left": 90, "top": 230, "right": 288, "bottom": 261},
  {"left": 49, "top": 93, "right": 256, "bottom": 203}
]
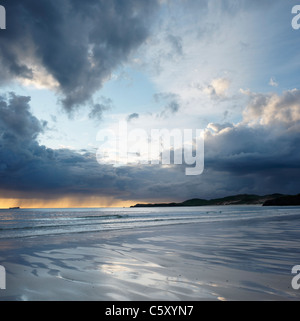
[{"left": 0, "top": 0, "right": 300, "bottom": 208}]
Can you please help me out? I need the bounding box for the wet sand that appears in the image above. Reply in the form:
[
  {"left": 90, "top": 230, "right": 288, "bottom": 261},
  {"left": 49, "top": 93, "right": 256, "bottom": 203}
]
[{"left": 0, "top": 222, "right": 299, "bottom": 301}]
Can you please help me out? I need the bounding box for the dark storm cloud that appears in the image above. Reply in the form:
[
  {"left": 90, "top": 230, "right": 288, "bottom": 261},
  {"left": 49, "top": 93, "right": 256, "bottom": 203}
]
[
  {"left": 0, "top": 0, "right": 159, "bottom": 112},
  {"left": 0, "top": 93, "right": 46, "bottom": 140},
  {"left": 205, "top": 124, "right": 300, "bottom": 174},
  {"left": 201, "top": 89, "right": 300, "bottom": 196},
  {"left": 0, "top": 93, "right": 115, "bottom": 195}
]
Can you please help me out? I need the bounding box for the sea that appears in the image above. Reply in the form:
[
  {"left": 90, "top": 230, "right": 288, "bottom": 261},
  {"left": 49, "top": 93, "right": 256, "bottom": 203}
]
[{"left": 0, "top": 205, "right": 300, "bottom": 241}]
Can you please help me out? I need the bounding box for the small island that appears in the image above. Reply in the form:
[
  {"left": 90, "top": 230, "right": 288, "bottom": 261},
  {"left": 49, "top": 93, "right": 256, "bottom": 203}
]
[{"left": 131, "top": 193, "right": 300, "bottom": 208}]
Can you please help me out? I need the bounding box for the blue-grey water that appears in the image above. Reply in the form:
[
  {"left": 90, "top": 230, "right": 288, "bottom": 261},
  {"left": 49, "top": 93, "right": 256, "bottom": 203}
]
[{"left": 0, "top": 205, "right": 300, "bottom": 240}]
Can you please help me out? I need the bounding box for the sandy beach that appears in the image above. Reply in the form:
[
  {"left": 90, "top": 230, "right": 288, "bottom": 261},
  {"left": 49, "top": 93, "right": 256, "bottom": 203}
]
[{"left": 0, "top": 214, "right": 299, "bottom": 301}]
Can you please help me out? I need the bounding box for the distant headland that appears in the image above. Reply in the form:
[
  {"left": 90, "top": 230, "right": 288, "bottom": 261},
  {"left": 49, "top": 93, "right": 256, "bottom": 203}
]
[{"left": 130, "top": 193, "right": 300, "bottom": 208}]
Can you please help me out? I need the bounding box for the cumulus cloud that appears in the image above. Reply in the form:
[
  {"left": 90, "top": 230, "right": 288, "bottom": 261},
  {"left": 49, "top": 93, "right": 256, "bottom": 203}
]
[
  {"left": 0, "top": 0, "right": 159, "bottom": 113},
  {"left": 242, "top": 89, "right": 300, "bottom": 127},
  {"left": 207, "top": 122, "right": 234, "bottom": 133},
  {"left": 202, "top": 89, "right": 300, "bottom": 195},
  {"left": 203, "top": 78, "right": 231, "bottom": 100},
  {"left": 0, "top": 93, "right": 46, "bottom": 140}
]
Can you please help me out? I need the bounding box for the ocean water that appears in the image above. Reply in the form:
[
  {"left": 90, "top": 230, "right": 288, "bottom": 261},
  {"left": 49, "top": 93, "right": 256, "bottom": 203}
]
[{"left": 0, "top": 205, "right": 300, "bottom": 240}]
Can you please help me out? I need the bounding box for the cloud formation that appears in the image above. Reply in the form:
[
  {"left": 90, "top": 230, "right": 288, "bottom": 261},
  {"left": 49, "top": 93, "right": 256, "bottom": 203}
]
[
  {"left": 242, "top": 89, "right": 300, "bottom": 127},
  {"left": 88, "top": 97, "right": 113, "bottom": 121},
  {"left": 203, "top": 89, "right": 300, "bottom": 195},
  {"left": 203, "top": 78, "right": 231, "bottom": 100},
  {"left": 0, "top": 0, "right": 159, "bottom": 113}
]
